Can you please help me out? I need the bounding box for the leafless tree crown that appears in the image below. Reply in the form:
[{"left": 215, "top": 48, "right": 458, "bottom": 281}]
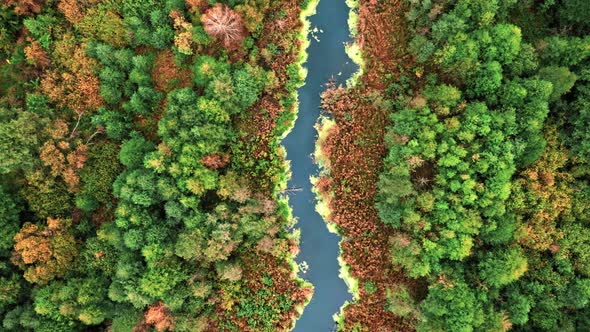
[{"left": 201, "top": 4, "right": 246, "bottom": 50}]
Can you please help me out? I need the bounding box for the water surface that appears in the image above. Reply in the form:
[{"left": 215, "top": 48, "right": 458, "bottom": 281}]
[{"left": 283, "top": 0, "right": 357, "bottom": 330}]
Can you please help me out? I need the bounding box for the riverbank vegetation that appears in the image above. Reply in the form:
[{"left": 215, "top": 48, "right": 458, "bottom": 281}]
[
  {"left": 318, "top": 0, "right": 590, "bottom": 331},
  {"left": 315, "top": 0, "right": 417, "bottom": 330},
  {"left": 0, "top": 0, "right": 313, "bottom": 330}
]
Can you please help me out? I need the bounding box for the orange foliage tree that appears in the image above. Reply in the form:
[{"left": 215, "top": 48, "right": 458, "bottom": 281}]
[
  {"left": 57, "top": 0, "right": 85, "bottom": 23},
  {"left": 12, "top": 218, "right": 77, "bottom": 284},
  {"left": 57, "top": 0, "right": 100, "bottom": 23},
  {"left": 39, "top": 140, "right": 88, "bottom": 192},
  {"left": 40, "top": 36, "right": 103, "bottom": 116},
  {"left": 143, "top": 301, "right": 175, "bottom": 332},
  {"left": 512, "top": 128, "right": 572, "bottom": 251},
  {"left": 24, "top": 39, "right": 50, "bottom": 69},
  {"left": 201, "top": 4, "right": 246, "bottom": 50},
  {"left": 170, "top": 11, "right": 194, "bottom": 55}
]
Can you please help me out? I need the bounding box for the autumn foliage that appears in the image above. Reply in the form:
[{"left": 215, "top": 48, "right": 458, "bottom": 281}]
[
  {"left": 151, "top": 50, "right": 192, "bottom": 94},
  {"left": 355, "top": 0, "right": 408, "bottom": 88},
  {"left": 24, "top": 39, "right": 50, "bottom": 69},
  {"left": 216, "top": 252, "right": 313, "bottom": 331},
  {"left": 201, "top": 152, "right": 230, "bottom": 170},
  {"left": 513, "top": 128, "right": 572, "bottom": 251},
  {"left": 41, "top": 40, "right": 103, "bottom": 115},
  {"left": 4, "top": 0, "right": 44, "bottom": 15},
  {"left": 185, "top": 0, "right": 207, "bottom": 14},
  {"left": 314, "top": 1, "right": 417, "bottom": 330},
  {"left": 57, "top": 0, "right": 84, "bottom": 23},
  {"left": 143, "top": 302, "right": 175, "bottom": 332},
  {"left": 1, "top": 0, "right": 311, "bottom": 330},
  {"left": 170, "top": 11, "right": 194, "bottom": 55},
  {"left": 12, "top": 218, "right": 77, "bottom": 284},
  {"left": 39, "top": 140, "right": 88, "bottom": 192},
  {"left": 319, "top": 86, "right": 415, "bottom": 331}
]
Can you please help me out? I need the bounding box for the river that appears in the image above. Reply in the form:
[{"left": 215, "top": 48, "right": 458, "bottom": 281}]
[{"left": 282, "top": 0, "right": 358, "bottom": 330}]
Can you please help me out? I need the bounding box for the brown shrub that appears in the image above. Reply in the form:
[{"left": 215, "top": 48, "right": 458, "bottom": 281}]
[
  {"left": 4, "top": 0, "right": 44, "bottom": 15},
  {"left": 152, "top": 50, "right": 191, "bottom": 92},
  {"left": 319, "top": 83, "right": 416, "bottom": 331}
]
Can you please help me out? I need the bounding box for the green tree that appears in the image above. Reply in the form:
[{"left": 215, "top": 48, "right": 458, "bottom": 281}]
[
  {"left": 538, "top": 66, "right": 577, "bottom": 101},
  {"left": 77, "top": 142, "right": 122, "bottom": 212},
  {"left": 0, "top": 107, "right": 44, "bottom": 174},
  {"left": 191, "top": 55, "right": 231, "bottom": 88},
  {"left": 478, "top": 247, "right": 528, "bottom": 287},
  {"left": 0, "top": 185, "right": 20, "bottom": 254},
  {"left": 419, "top": 281, "right": 482, "bottom": 332},
  {"left": 119, "top": 133, "right": 155, "bottom": 169}
]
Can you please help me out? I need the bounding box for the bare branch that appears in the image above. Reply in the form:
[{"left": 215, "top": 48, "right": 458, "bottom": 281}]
[{"left": 201, "top": 4, "right": 246, "bottom": 50}]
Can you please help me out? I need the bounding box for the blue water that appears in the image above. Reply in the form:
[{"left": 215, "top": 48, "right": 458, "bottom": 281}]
[{"left": 283, "top": 0, "right": 357, "bottom": 330}]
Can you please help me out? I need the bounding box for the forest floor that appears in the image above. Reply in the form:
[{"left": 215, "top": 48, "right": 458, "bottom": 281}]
[{"left": 315, "top": 0, "right": 420, "bottom": 330}]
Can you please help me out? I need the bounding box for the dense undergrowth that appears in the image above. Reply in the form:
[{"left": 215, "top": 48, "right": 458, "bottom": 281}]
[
  {"left": 0, "top": 0, "right": 314, "bottom": 330},
  {"left": 314, "top": 0, "right": 418, "bottom": 330}
]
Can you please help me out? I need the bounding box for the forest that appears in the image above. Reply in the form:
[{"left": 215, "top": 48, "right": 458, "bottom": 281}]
[
  {"left": 0, "top": 0, "right": 313, "bottom": 330},
  {"left": 374, "top": 0, "right": 590, "bottom": 331},
  {"left": 314, "top": 0, "right": 590, "bottom": 331},
  {"left": 2, "top": 0, "right": 590, "bottom": 331}
]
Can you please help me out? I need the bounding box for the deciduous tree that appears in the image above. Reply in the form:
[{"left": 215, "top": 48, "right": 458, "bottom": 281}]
[
  {"left": 12, "top": 218, "right": 77, "bottom": 284},
  {"left": 201, "top": 4, "right": 246, "bottom": 50}
]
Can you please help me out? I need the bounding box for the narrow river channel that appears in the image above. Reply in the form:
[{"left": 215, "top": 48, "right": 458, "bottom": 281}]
[{"left": 283, "top": 0, "right": 358, "bottom": 330}]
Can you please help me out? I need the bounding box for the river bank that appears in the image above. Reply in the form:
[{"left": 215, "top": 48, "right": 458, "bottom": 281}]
[
  {"left": 282, "top": 0, "right": 358, "bottom": 330},
  {"left": 313, "top": 0, "right": 417, "bottom": 330}
]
